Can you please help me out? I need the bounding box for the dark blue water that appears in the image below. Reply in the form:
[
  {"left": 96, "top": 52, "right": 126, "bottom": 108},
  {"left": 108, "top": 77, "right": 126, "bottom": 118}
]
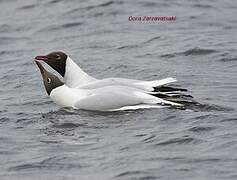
[{"left": 0, "top": 0, "right": 237, "bottom": 179}]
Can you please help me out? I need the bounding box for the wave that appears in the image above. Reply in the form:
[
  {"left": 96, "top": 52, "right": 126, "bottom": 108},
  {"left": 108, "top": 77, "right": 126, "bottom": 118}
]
[
  {"left": 181, "top": 47, "right": 218, "bottom": 56},
  {"left": 0, "top": 117, "right": 10, "bottom": 124},
  {"left": 155, "top": 137, "right": 202, "bottom": 146},
  {"left": 160, "top": 47, "right": 218, "bottom": 58},
  {"left": 115, "top": 170, "right": 154, "bottom": 178},
  {"left": 9, "top": 156, "right": 85, "bottom": 172},
  {"left": 117, "top": 36, "right": 160, "bottom": 50},
  {"left": 18, "top": 4, "right": 36, "bottom": 10},
  {"left": 51, "top": 122, "right": 85, "bottom": 129},
  {"left": 48, "top": 0, "right": 62, "bottom": 4},
  {"left": 86, "top": 1, "right": 123, "bottom": 10},
  {"left": 219, "top": 57, "right": 237, "bottom": 62},
  {"left": 188, "top": 126, "right": 215, "bottom": 133},
  {"left": 193, "top": 4, "right": 213, "bottom": 8},
  {"left": 192, "top": 103, "right": 234, "bottom": 112},
  {"left": 37, "top": 22, "right": 83, "bottom": 32}
]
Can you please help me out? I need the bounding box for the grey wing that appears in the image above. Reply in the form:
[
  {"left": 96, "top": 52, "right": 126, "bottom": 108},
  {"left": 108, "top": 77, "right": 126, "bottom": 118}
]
[
  {"left": 74, "top": 91, "right": 144, "bottom": 111},
  {"left": 74, "top": 85, "right": 182, "bottom": 111},
  {"left": 75, "top": 78, "right": 141, "bottom": 89},
  {"left": 75, "top": 77, "right": 177, "bottom": 92}
]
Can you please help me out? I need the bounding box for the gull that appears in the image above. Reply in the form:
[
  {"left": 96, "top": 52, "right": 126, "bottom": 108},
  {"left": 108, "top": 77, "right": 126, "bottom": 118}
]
[
  {"left": 34, "top": 51, "right": 188, "bottom": 94},
  {"left": 35, "top": 61, "right": 186, "bottom": 111}
]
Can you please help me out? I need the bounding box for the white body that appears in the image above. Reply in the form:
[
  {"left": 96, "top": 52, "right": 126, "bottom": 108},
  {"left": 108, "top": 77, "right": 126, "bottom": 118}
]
[
  {"left": 55, "top": 57, "right": 183, "bottom": 111},
  {"left": 50, "top": 85, "right": 181, "bottom": 111}
]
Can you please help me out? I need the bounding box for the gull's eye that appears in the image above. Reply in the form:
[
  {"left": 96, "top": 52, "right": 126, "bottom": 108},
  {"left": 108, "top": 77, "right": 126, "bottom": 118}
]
[
  {"left": 54, "top": 54, "right": 60, "bottom": 59},
  {"left": 47, "top": 77, "right": 51, "bottom": 84}
]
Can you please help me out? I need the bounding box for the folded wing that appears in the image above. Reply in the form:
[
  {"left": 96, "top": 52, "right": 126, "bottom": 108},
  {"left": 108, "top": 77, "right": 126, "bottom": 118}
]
[
  {"left": 74, "top": 86, "right": 181, "bottom": 111},
  {"left": 76, "top": 77, "right": 178, "bottom": 92}
]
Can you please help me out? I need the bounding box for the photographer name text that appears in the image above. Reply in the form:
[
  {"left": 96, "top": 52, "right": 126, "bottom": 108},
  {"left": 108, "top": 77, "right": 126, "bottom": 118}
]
[{"left": 128, "top": 16, "right": 176, "bottom": 22}]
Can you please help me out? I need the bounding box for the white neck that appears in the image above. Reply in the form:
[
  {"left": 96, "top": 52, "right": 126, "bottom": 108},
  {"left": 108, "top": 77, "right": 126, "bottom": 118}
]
[{"left": 64, "top": 56, "right": 96, "bottom": 87}]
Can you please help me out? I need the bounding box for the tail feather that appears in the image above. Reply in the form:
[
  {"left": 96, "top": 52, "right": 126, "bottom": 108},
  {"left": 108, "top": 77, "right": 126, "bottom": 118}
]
[
  {"left": 150, "top": 91, "right": 197, "bottom": 107},
  {"left": 135, "top": 77, "right": 177, "bottom": 88},
  {"left": 153, "top": 86, "right": 188, "bottom": 92},
  {"left": 163, "top": 93, "right": 193, "bottom": 98}
]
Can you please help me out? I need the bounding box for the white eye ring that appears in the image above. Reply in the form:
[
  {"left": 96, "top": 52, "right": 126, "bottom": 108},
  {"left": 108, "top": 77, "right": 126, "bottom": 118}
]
[{"left": 47, "top": 78, "right": 51, "bottom": 83}]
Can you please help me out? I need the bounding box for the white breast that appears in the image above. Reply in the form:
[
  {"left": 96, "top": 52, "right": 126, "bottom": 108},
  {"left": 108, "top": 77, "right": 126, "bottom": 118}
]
[{"left": 49, "top": 85, "right": 87, "bottom": 108}]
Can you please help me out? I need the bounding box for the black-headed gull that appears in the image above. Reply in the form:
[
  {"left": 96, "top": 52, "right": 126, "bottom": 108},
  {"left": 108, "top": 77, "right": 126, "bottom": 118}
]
[
  {"left": 35, "top": 51, "right": 188, "bottom": 93},
  {"left": 35, "top": 61, "right": 189, "bottom": 111}
]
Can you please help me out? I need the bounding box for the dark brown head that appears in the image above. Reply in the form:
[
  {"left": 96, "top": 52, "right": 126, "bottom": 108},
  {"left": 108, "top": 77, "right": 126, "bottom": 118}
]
[
  {"left": 35, "top": 60, "right": 64, "bottom": 95},
  {"left": 35, "top": 51, "right": 67, "bottom": 77}
]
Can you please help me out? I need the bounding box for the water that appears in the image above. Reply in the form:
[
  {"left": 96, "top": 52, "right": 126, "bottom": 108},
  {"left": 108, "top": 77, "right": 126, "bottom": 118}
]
[{"left": 0, "top": 0, "right": 237, "bottom": 179}]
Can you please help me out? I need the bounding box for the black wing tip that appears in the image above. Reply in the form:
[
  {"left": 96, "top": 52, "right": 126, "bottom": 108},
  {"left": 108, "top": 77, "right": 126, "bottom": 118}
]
[{"left": 153, "top": 86, "right": 188, "bottom": 92}]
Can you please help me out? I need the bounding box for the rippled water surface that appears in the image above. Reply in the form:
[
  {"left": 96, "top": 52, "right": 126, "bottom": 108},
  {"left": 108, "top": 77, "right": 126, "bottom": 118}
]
[{"left": 0, "top": 0, "right": 237, "bottom": 179}]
